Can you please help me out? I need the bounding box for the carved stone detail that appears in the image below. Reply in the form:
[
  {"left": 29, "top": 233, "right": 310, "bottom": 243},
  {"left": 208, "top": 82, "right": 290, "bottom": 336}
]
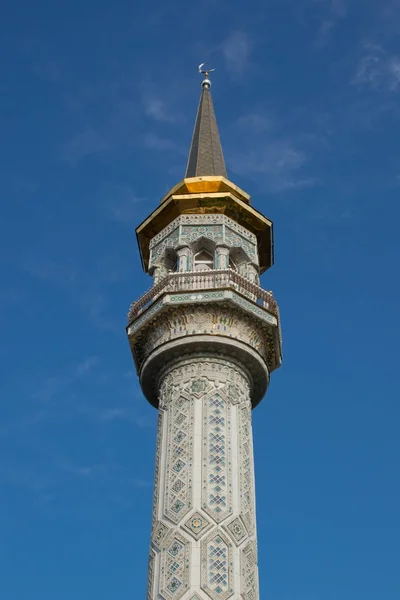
[
  {"left": 241, "top": 540, "right": 259, "bottom": 600},
  {"left": 152, "top": 521, "right": 171, "bottom": 551},
  {"left": 183, "top": 511, "right": 213, "bottom": 540},
  {"left": 147, "top": 549, "right": 156, "bottom": 600},
  {"left": 239, "top": 404, "right": 255, "bottom": 535},
  {"left": 149, "top": 214, "right": 258, "bottom": 271},
  {"left": 134, "top": 303, "right": 271, "bottom": 369},
  {"left": 224, "top": 515, "right": 247, "bottom": 546}
]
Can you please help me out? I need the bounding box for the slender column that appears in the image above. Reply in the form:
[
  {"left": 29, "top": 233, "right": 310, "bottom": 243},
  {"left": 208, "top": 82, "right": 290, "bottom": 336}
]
[
  {"left": 177, "top": 246, "right": 192, "bottom": 272},
  {"left": 147, "top": 356, "right": 259, "bottom": 600},
  {"left": 215, "top": 245, "right": 230, "bottom": 270}
]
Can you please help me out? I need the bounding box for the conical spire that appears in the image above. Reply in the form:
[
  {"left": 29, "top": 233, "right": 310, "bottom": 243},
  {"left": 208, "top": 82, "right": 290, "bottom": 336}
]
[{"left": 185, "top": 70, "right": 227, "bottom": 178}]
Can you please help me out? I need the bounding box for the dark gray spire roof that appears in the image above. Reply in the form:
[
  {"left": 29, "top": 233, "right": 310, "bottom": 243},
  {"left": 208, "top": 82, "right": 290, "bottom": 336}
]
[{"left": 185, "top": 85, "right": 227, "bottom": 178}]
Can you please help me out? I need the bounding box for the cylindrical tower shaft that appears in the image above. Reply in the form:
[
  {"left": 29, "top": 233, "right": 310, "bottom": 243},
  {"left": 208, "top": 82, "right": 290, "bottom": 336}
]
[{"left": 148, "top": 355, "right": 259, "bottom": 600}]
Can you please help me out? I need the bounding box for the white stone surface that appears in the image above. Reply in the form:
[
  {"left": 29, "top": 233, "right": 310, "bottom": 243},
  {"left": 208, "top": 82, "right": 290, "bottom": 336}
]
[{"left": 147, "top": 357, "right": 260, "bottom": 600}]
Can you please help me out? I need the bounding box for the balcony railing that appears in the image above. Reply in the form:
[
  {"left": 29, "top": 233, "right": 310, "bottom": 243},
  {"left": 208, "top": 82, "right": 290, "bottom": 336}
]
[{"left": 128, "top": 269, "right": 279, "bottom": 323}]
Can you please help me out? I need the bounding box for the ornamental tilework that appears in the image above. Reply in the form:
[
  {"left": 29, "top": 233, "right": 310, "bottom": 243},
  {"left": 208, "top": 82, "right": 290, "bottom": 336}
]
[
  {"left": 150, "top": 227, "right": 180, "bottom": 260},
  {"left": 146, "top": 357, "right": 260, "bottom": 599},
  {"left": 238, "top": 405, "right": 255, "bottom": 535},
  {"left": 241, "top": 540, "right": 259, "bottom": 600},
  {"left": 152, "top": 521, "right": 171, "bottom": 550},
  {"left": 151, "top": 412, "right": 164, "bottom": 536},
  {"left": 202, "top": 393, "right": 232, "bottom": 523},
  {"left": 164, "top": 395, "right": 194, "bottom": 524},
  {"left": 160, "top": 532, "right": 190, "bottom": 600},
  {"left": 148, "top": 214, "right": 258, "bottom": 271},
  {"left": 201, "top": 530, "right": 234, "bottom": 600},
  {"left": 183, "top": 511, "right": 213, "bottom": 540},
  {"left": 133, "top": 303, "right": 272, "bottom": 371},
  {"left": 147, "top": 550, "right": 156, "bottom": 600},
  {"left": 224, "top": 516, "right": 247, "bottom": 546}
]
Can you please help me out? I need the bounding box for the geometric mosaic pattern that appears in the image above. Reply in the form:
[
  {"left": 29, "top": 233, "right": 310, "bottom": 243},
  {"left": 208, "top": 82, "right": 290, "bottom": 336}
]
[
  {"left": 149, "top": 213, "right": 258, "bottom": 269},
  {"left": 239, "top": 404, "right": 255, "bottom": 535},
  {"left": 201, "top": 530, "right": 234, "bottom": 600},
  {"left": 224, "top": 515, "right": 248, "bottom": 546},
  {"left": 164, "top": 395, "right": 194, "bottom": 524},
  {"left": 152, "top": 521, "right": 171, "bottom": 551},
  {"left": 146, "top": 357, "right": 261, "bottom": 599},
  {"left": 183, "top": 511, "right": 213, "bottom": 540},
  {"left": 202, "top": 393, "right": 233, "bottom": 524},
  {"left": 160, "top": 532, "right": 190, "bottom": 600}
]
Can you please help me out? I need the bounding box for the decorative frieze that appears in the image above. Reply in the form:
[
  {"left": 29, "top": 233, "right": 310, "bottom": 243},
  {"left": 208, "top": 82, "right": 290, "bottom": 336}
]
[
  {"left": 149, "top": 214, "right": 258, "bottom": 270},
  {"left": 132, "top": 303, "right": 272, "bottom": 371}
]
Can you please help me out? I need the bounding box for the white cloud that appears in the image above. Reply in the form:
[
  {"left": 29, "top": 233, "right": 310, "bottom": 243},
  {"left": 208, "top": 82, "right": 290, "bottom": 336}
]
[
  {"left": 62, "top": 129, "right": 112, "bottom": 164},
  {"left": 353, "top": 44, "right": 400, "bottom": 91},
  {"left": 229, "top": 138, "right": 319, "bottom": 192},
  {"left": 143, "top": 133, "right": 177, "bottom": 151},
  {"left": 235, "top": 113, "right": 273, "bottom": 133},
  {"left": 314, "top": 0, "right": 347, "bottom": 47},
  {"left": 144, "top": 97, "right": 176, "bottom": 123},
  {"left": 32, "top": 357, "right": 98, "bottom": 404},
  {"left": 221, "top": 31, "right": 252, "bottom": 76}
]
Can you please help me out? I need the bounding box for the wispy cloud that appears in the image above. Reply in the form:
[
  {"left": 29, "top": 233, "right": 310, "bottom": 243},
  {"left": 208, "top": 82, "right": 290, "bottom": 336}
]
[
  {"left": 228, "top": 112, "right": 320, "bottom": 192},
  {"left": 143, "top": 132, "right": 177, "bottom": 151},
  {"left": 221, "top": 31, "right": 253, "bottom": 77},
  {"left": 24, "top": 253, "right": 128, "bottom": 332},
  {"left": 352, "top": 44, "right": 400, "bottom": 92},
  {"left": 62, "top": 129, "right": 112, "bottom": 164},
  {"left": 235, "top": 113, "right": 273, "bottom": 133},
  {"left": 143, "top": 97, "right": 176, "bottom": 123},
  {"left": 230, "top": 139, "right": 319, "bottom": 192},
  {"left": 314, "top": 0, "right": 347, "bottom": 47},
  {"left": 32, "top": 357, "right": 98, "bottom": 404}
]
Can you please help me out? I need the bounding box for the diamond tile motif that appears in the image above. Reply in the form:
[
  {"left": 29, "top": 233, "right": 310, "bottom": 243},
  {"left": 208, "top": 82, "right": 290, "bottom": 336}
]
[
  {"left": 173, "top": 459, "right": 186, "bottom": 473},
  {"left": 171, "top": 479, "right": 185, "bottom": 493},
  {"left": 201, "top": 530, "right": 233, "bottom": 600},
  {"left": 171, "top": 499, "right": 185, "bottom": 514},
  {"left": 160, "top": 533, "right": 190, "bottom": 600},
  {"left": 167, "top": 577, "right": 182, "bottom": 593},
  {"left": 183, "top": 511, "right": 213, "bottom": 540},
  {"left": 202, "top": 393, "right": 232, "bottom": 523},
  {"left": 168, "top": 540, "right": 183, "bottom": 557},
  {"left": 224, "top": 516, "right": 247, "bottom": 546},
  {"left": 152, "top": 520, "right": 170, "bottom": 550},
  {"left": 174, "top": 430, "right": 186, "bottom": 443}
]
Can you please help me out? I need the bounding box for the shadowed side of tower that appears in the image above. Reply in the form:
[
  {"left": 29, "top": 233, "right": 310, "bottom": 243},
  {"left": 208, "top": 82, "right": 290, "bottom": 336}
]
[{"left": 127, "top": 69, "right": 282, "bottom": 600}]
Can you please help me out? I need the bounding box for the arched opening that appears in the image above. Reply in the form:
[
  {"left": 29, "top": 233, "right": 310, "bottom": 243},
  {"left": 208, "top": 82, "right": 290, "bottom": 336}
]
[{"left": 194, "top": 249, "right": 214, "bottom": 272}]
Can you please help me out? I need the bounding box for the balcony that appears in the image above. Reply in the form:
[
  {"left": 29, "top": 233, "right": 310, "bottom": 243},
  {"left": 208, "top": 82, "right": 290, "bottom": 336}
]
[{"left": 128, "top": 269, "right": 279, "bottom": 324}]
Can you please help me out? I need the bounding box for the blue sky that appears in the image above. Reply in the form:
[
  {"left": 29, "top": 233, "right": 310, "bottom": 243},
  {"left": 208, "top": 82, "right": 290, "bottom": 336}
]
[{"left": 1, "top": 0, "right": 400, "bottom": 598}]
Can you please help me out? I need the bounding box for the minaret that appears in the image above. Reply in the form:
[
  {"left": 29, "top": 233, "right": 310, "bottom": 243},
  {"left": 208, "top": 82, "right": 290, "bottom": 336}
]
[{"left": 127, "top": 67, "right": 282, "bottom": 600}]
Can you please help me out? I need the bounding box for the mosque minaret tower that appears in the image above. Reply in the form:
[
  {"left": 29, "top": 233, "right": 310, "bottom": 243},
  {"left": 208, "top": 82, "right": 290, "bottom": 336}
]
[{"left": 127, "top": 66, "right": 282, "bottom": 600}]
